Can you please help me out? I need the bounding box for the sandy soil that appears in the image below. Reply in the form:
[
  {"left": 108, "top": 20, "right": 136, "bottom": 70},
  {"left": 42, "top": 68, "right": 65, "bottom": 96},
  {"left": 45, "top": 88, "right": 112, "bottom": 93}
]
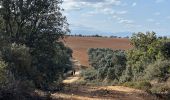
[
  {"left": 52, "top": 71, "right": 158, "bottom": 100},
  {"left": 64, "top": 37, "right": 133, "bottom": 67},
  {"left": 63, "top": 72, "right": 80, "bottom": 84}
]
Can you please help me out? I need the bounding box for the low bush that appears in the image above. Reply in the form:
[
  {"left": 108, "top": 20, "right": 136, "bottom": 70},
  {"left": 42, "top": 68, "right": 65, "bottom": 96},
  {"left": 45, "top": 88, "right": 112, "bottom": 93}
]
[
  {"left": 87, "top": 48, "right": 126, "bottom": 82},
  {"left": 1, "top": 43, "right": 32, "bottom": 80},
  {"left": 75, "top": 78, "right": 87, "bottom": 85},
  {"left": 0, "top": 59, "right": 8, "bottom": 87},
  {"left": 151, "top": 85, "right": 170, "bottom": 94},
  {"left": 122, "top": 81, "right": 152, "bottom": 92},
  {"left": 81, "top": 68, "right": 97, "bottom": 81},
  {"left": 144, "top": 60, "right": 170, "bottom": 81},
  {"left": 161, "top": 42, "right": 170, "bottom": 59},
  {"left": 136, "top": 81, "right": 152, "bottom": 91}
]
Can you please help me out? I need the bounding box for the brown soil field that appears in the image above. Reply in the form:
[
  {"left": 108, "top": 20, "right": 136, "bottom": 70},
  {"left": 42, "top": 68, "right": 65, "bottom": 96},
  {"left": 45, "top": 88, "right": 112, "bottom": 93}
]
[{"left": 64, "top": 36, "right": 133, "bottom": 67}]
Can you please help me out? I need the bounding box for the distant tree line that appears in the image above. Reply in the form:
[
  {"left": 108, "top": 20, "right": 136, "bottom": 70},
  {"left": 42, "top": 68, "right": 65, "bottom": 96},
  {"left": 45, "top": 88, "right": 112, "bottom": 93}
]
[
  {"left": 67, "top": 34, "right": 169, "bottom": 40},
  {"left": 67, "top": 34, "right": 103, "bottom": 37},
  {"left": 66, "top": 34, "right": 130, "bottom": 38}
]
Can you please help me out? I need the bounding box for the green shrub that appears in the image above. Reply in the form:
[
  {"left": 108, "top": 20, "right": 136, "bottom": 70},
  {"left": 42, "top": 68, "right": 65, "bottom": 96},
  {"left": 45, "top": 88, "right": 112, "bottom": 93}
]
[
  {"left": 98, "top": 67, "right": 108, "bottom": 80},
  {"left": 151, "top": 85, "right": 170, "bottom": 94},
  {"left": 106, "top": 68, "right": 115, "bottom": 80},
  {"left": 119, "top": 66, "right": 133, "bottom": 83},
  {"left": 87, "top": 48, "right": 126, "bottom": 82},
  {"left": 81, "top": 68, "right": 97, "bottom": 81},
  {"left": 1, "top": 43, "right": 33, "bottom": 80},
  {"left": 118, "top": 33, "right": 170, "bottom": 88},
  {"left": 161, "top": 42, "right": 170, "bottom": 59},
  {"left": 0, "top": 59, "right": 8, "bottom": 88},
  {"left": 122, "top": 81, "right": 152, "bottom": 91},
  {"left": 122, "top": 82, "right": 136, "bottom": 87},
  {"left": 136, "top": 81, "right": 152, "bottom": 91},
  {"left": 144, "top": 60, "right": 170, "bottom": 80}
]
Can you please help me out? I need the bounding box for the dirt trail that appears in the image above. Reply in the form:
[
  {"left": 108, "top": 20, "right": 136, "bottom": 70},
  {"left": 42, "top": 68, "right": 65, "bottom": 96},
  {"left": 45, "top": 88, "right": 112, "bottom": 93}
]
[
  {"left": 51, "top": 67, "right": 157, "bottom": 100},
  {"left": 63, "top": 71, "right": 80, "bottom": 84}
]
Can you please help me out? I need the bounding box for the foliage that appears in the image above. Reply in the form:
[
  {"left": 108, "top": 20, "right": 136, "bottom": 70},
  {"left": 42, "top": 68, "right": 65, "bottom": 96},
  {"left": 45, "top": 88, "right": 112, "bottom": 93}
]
[
  {"left": 1, "top": 43, "right": 33, "bottom": 80},
  {"left": 130, "top": 32, "right": 157, "bottom": 51},
  {"left": 150, "top": 85, "right": 170, "bottom": 94},
  {"left": 84, "top": 32, "right": 170, "bottom": 97},
  {"left": 87, "top": 48, "right": 126, "bottom": 82},
  {"left": 119, "top": 66, "right": 133, "bottom": 83},
  {"left": 122, "top": 81, "right": 152, "bottom": 91},
  {"left": 161, "top": 42, "right": 170, "bottom": 59},
  {"left": 0, "top": 57, "right": 36, "bottom": 100},
  {"left": 122, "top": 32, "right": 165, "bottom": 81},
  {"left": 0, "top": 0, "right": 72, "bottom": 91},
  {"left": 81, "top": 68, "right": 97, "bottom": 81},
  {"left": 0, "top": 0, "right": 69, "bottom": 43},
  {"left": 144, "top": 60, "right": 170, "bottom": 80},
  {"left": 30, "top": 41, "right": 72, "bottom": 89},
  {"left": 0, "top": 58, "right": 8, "bottom": 87}
]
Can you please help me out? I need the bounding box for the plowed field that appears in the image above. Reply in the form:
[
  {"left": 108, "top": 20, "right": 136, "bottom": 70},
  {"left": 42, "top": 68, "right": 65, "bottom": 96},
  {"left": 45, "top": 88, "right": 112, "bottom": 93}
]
[{"left": 64, "top": 37, "right": 133, "bottom": 67}]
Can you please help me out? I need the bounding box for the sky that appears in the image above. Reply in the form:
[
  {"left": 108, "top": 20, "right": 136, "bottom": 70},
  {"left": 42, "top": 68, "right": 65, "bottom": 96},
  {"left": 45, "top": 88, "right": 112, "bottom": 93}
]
[{"left": 62, "top": 0, "right": 170, "bottom": 36}]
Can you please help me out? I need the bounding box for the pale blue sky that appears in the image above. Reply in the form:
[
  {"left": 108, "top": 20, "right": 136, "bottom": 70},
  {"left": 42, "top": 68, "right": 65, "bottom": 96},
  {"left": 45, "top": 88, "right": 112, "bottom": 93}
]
[{"left": 62, "top": 0, "right": 170, "bottom": 36}]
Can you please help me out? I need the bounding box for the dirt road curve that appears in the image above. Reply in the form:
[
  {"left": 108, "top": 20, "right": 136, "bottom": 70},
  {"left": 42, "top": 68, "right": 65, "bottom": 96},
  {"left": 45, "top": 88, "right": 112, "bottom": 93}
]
[{"left": 51, "top": 71, "right": 158, "bottom": 100}]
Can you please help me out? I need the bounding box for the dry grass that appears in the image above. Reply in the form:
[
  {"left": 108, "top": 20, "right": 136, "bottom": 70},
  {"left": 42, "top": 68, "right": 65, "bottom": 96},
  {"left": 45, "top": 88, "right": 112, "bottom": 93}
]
[
  {"left": 51, "top": 70, "right": 159, "bottom": 100},
  {"left": 52, "top": 83, "right": 158, "bottom": 100}
]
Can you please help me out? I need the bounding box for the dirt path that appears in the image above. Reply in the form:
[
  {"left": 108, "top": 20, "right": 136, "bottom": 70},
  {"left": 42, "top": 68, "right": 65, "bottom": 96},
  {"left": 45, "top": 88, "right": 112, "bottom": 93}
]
[
  {"left": 63, "top": 71, "right": 80, "bottom": 84},
  {"left": 51, "top": 69, "right": 158, "bottom": 100}
]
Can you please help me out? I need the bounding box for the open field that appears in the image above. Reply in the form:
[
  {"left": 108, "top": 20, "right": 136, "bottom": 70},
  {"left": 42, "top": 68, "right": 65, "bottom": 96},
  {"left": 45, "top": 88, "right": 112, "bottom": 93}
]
[{"left": 64, "top": 36, "right": 133, "bottom": 67}]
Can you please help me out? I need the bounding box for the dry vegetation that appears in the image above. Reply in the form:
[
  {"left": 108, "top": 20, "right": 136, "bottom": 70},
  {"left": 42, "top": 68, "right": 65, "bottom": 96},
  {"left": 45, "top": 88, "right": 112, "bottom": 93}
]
[
  {"left": 51, "top": 70, "right": 158, "bottom": 100},
  {"left": 64, "top": 37, "right": 133, "bottom": 67}
]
